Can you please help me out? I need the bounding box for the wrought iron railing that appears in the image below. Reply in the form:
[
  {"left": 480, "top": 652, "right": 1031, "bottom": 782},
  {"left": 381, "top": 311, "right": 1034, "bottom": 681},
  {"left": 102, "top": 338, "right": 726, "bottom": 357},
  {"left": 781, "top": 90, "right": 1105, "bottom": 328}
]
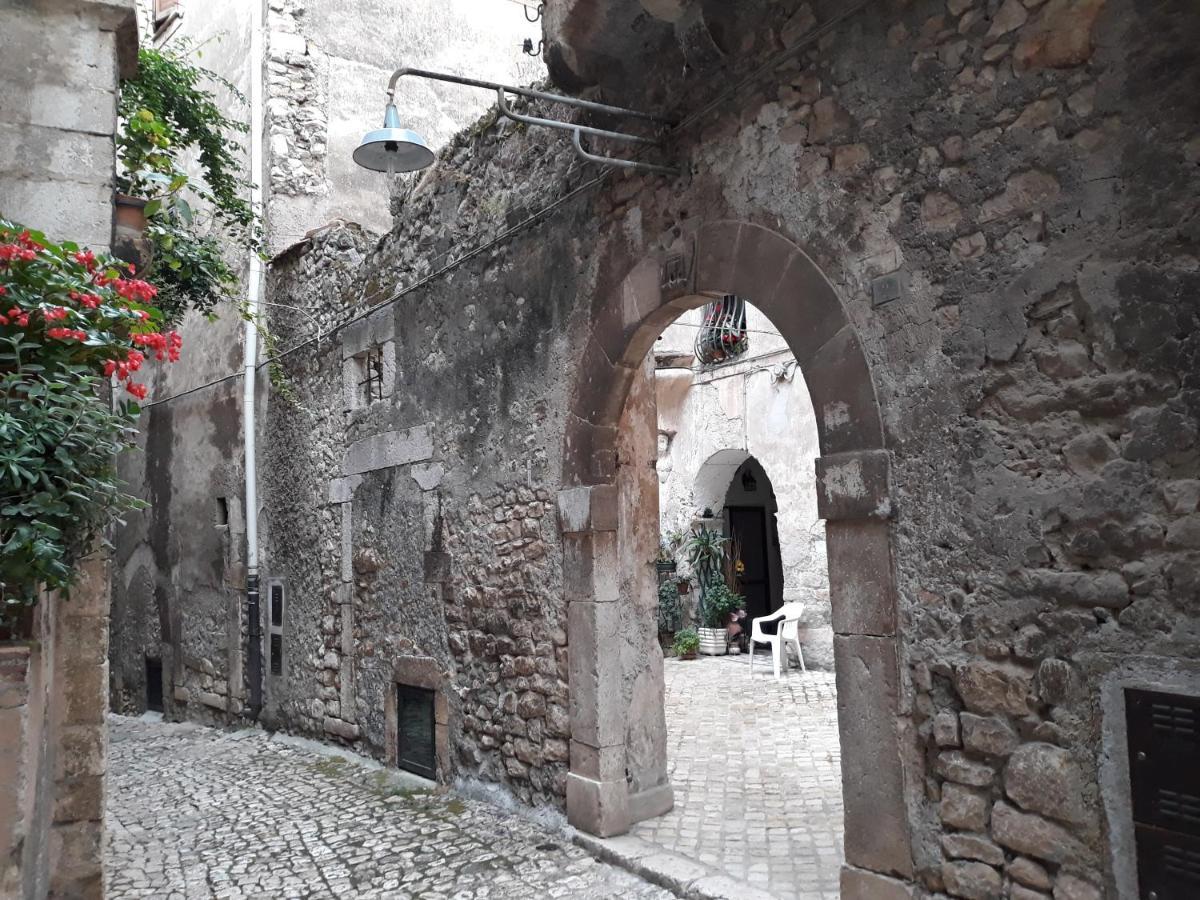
[{"left": 695, "top": 295, "right": 749, "bottom": 365}]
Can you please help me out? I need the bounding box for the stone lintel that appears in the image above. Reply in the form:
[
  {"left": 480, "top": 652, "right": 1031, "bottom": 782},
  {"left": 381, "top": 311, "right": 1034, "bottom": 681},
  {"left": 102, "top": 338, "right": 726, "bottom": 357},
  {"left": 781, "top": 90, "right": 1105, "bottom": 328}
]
[
  {"left": 816, "top": 449, "right": 892, "bottom": 521},
  {"left": 343, "top": 425, "right": 433, "bottom": 477}
]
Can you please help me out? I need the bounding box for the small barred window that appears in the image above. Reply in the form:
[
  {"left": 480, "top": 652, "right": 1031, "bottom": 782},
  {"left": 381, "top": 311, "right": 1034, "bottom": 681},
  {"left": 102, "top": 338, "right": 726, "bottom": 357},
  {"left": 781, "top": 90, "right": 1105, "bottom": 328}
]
[
  {"left": 356, "top": 347, "right": 385, "bottom": 405},
  {"left": 695, "top": 295, "right": 749, "bottom": 365}
]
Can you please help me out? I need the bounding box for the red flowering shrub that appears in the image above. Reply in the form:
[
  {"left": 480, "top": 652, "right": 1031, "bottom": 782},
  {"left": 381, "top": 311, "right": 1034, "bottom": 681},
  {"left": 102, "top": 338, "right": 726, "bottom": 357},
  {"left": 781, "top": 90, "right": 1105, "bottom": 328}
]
[{"left": 0, "top": 220, "right": 182, "bottom": 619}]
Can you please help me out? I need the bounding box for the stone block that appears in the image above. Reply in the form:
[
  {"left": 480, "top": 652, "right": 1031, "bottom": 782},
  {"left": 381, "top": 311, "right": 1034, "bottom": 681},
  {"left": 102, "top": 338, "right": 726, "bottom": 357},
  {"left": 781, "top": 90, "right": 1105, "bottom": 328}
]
[
  {"left": 1004, "top": 743, "right": 1084, "bottom": 824},
  {"left": 961, "top": 714, "right": 1020, "bottom": 757},
  {"left": 839, "top": 866, "right": 915, "bottom": 900},
  {"left": 942, "top": 860, "right": 1002, "bottom": 900},
  {"left": 342, "top": 425, "right": 432, "bottom": 476},
  {"left": 693, "top": 220, "right": 744, "bottom": 296},
  {"left": 763, "top": 248, "right": 850, "bottom": 369},
  {"left": 828, "top": 521, "right": 897, "bottom": 636},
  {"left": 956, "top": 662, "right": 1034, "bottom": 717},
  {"left": 567, "top": 601, "right": 625, "bottom": 748},
  {"left": 47, "top": 820, "right": 103, "bottom": 900},
  {"left": 52, "top": 775, "right": 104, "bottom": 824},
  {"left": 941, "top": 833, "right": 1005, "bottom": 866},
  {"left": 566, "top": 772, "right": 630, "bottom": 837},
  {"left": 556, "top": 484, "right": 619, "bottom": 534},
  {"left": 322, "top": 717, "right": 360, "bottom": 740},
  {"left": 1013, "top": 0, "right": 1105, "bottom": 71},
  {"left": 817, "top": 450, "right": 892, "bottom": 522},
  {"left": 934, "top": 711, "right": 961, "bottom": 747},
  {"left": 55, "top": 725, "right": 105, "bottom": 780},
  {"left": 834, "top": 635, "right": 913, "bottom": 877},
  {"left": 1008, "top": 857, "right": 1053, "bottom": 890},
  {"left": 990, "top": 801, "right": 1085, "bottom": 864},
  {"left": 1053, "top": 873, "right": 1101, "bottom": 900},
  {"left": 562, "top": 531, "right": 619, "bottom": 604},
  {"left": 936, "top": 751, "right": 995, "bottom": 787},
  {"left": 806, "top": 326, "right": 885, "bottom": 455},
  {"left": 940, "top": 782, "right": 990, "bottom": 831}
]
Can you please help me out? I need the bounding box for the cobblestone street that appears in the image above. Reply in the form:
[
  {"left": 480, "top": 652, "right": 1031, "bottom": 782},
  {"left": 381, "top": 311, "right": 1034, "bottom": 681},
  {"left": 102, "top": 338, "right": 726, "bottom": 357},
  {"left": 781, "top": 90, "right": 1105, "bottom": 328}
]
[
  {"left": 105, "top": 717, "right": 672, "bottom": 899},
  {"left": 632, "top": 653, "right": 843, "bottom": 900}
]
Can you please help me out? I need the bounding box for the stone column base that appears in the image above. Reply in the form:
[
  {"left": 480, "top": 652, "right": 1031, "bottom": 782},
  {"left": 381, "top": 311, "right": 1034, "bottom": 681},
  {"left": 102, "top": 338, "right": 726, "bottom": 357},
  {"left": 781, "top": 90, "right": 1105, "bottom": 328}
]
[
  {"left": 629, "top": 781, "right": 674, "bottom": 823},
  {"left": 840, "top": 865, "right": 915, "bottom": 899},
  {"left": 566, "top": 772, "right": 631, "bottom": 837}
]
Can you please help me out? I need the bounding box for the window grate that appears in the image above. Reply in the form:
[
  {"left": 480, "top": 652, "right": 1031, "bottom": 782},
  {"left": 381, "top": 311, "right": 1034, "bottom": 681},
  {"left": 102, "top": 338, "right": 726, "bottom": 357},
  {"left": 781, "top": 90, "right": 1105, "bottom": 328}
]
[
  {"left": 267, "top": 580, "right": 285, "bottom": 677},
  {"left": 269, "top": 633, "right": 283, "bottom": 676},
  {"left": 357, "top": 347, "right": 385, "bottom": 405},
  {"left": 695, "top": 295, "right": 749, "bottom": 365},
  {"left": 397, "top": 685, "right": 436, "bottom": 780}
]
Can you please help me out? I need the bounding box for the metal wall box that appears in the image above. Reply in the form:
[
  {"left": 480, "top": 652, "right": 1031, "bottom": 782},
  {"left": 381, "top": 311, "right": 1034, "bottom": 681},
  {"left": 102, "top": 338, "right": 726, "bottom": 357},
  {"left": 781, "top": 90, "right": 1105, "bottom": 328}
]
[{"left": 1126, "top": 687, "right": 1200, "bottom": 898}]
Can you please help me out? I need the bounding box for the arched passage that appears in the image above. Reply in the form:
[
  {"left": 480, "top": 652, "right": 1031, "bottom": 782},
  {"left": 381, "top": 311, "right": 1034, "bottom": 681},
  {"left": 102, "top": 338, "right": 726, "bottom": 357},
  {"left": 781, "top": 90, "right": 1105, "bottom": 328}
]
[{"left": 558, "top": 221, "right": 914, "bottom": 890}]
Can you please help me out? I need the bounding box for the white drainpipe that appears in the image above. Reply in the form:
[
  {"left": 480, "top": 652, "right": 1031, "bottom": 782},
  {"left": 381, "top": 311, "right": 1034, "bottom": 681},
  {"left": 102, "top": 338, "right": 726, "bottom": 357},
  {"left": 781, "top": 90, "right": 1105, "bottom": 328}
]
[{"left": 243, "top": 0, "right": 266, "bottom": 717}]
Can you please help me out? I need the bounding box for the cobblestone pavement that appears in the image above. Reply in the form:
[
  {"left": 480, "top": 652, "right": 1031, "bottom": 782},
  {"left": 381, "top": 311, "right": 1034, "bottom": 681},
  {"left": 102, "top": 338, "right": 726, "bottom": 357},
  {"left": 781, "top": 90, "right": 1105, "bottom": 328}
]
[
  {"left": 105, "top": 716, "right": 673, "bottom": 899},
  {"left": 631, "top": 653, "right": 844, "bottom": 900}
]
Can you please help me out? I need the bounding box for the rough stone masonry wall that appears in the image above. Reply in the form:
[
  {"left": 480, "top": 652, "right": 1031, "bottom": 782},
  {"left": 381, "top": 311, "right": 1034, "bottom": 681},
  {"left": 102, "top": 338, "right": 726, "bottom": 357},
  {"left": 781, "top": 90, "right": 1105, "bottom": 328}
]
[{"left": 149, "top": 0, "right": 1198, "bottom": 893}]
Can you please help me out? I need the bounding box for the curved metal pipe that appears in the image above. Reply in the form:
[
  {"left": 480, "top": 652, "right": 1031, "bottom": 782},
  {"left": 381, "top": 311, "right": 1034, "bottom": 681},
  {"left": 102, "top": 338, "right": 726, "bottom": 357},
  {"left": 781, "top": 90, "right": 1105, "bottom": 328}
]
[
  {"left": 571, "top": 129, "right": 680, "bottom": 177},
  {"left": 495, "top": 89, "right": 655, "bottom": 145},
  {"left": 386, "top": 65, "right": 673, "bottom": 124}
]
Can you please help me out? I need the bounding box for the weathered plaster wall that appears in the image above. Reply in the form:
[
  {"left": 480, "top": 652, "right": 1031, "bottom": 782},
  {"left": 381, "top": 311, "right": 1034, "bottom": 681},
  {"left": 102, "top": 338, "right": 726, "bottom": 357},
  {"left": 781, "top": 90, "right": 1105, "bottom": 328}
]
[{"left": 121, "top": 0, "right": 1199, "bottom": 896}]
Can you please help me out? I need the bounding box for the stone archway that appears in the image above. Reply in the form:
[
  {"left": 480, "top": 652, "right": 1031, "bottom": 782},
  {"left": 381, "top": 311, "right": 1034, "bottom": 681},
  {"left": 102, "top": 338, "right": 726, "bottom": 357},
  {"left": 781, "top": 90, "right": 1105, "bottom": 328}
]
[{"left": 558, "top": 221, "right": 914, "bottom": 893}]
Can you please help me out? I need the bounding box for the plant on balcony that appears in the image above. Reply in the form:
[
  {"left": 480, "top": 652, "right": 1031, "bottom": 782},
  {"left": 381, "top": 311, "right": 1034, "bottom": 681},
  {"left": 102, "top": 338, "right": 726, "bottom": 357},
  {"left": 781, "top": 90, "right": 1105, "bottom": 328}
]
[
  {"left": 0, "top": 223, "right": 180, "bottom": 629},
  {"left": 117, "top": 40, "right": 260, "bottom": 320}
]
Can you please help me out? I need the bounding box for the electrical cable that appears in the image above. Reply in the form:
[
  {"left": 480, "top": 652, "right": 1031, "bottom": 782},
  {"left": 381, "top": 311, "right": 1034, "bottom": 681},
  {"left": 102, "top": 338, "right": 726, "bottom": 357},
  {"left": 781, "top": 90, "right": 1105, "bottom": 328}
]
[{"left": 141, "top": 0, "right": 878, "bottom": 410}]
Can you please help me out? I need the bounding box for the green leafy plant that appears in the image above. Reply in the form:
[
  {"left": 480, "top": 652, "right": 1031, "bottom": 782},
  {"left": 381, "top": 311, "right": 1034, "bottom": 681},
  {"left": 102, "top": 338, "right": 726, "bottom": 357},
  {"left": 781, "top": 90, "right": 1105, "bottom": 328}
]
[
  {"left": 657, "top": 579, "right": 682, "bottom": 634},
  {"left": 117, "top": 41, "right": 259, "bottom": 320},
  {"left": 0, "top": 222, "right": 180, "bottom": 626},
  {"left": 671, "top": 628, "right": 699, "bottom": 658},
  {"left": 700, "top": 581, "right": 744, "bottom": 629},
  {"left": 684, "top": 527, "right": 727, "bottom": 625}
]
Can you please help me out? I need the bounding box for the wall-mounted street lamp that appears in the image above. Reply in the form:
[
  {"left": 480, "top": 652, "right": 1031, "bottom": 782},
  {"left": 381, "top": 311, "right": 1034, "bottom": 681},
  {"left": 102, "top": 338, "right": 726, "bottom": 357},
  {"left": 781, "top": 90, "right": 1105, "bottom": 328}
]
[{"left": 354, "top": 64, "right": 679, "bottom": 178}]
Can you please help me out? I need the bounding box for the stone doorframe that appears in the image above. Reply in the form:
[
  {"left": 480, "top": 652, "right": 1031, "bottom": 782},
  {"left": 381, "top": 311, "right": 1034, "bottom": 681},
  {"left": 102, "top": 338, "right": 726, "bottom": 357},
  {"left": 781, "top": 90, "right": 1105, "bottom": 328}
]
[{"left": 558, "top": 221, "right": 917, "bottom": 896}]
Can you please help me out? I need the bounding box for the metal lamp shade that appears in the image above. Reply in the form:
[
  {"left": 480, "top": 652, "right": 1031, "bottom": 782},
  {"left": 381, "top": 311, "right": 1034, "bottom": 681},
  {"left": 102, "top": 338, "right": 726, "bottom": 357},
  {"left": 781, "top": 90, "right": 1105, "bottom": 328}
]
[
  {"left": 353, "top": 128, "right": 434, "bottom": 173},
  {"left": 353, "top": 103, "right": 435, "bottom": 173}
]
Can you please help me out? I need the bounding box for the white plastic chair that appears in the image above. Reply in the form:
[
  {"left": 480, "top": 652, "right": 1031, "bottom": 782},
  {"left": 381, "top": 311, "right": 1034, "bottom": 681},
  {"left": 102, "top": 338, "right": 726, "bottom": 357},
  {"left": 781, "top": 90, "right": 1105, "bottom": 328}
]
[{"left": 748, "top": 602, "right": 806, "bottom": 681}]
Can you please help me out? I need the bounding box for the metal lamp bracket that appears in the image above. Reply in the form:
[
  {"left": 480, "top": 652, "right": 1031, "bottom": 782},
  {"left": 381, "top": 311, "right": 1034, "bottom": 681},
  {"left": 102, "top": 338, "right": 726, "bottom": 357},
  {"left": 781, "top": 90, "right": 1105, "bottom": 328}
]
[{"left": 384, "top": 64, "right": 679, "bottom": 177}]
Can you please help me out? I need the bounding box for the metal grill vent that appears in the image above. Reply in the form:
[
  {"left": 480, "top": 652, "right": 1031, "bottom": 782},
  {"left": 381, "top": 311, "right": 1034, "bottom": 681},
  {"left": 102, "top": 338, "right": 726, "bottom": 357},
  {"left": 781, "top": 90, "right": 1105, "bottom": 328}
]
[
  {"left": 1151, "top": 702, "right": 1198, "bottom": 737},
  {"left": 1165, "top": 843, "right": 1200, "bottom": 882}
]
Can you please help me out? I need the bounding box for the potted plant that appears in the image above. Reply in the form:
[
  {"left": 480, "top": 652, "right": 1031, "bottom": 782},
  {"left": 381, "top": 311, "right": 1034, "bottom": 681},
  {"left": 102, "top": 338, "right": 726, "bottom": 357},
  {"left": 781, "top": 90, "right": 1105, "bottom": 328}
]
[
  {"left": 655, "top": 540, "right": 678, "bottom": 576},
  {"left": 684, "top": 526, "right": 727, "bottom": 645},
  {"left": 671, "top": 628, "right": 699, "bottom": 660},
  {"left": 697, "top": 581, "right": 745, "bottom": 655},
  {"left": 657, "top": 579, "right": 682, "bottom": 646}
]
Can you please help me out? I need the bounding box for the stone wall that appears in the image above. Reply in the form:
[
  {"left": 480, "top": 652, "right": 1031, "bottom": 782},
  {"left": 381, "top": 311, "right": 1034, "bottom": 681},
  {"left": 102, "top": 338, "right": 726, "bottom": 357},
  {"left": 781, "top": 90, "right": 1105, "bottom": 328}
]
[
  {"left": 118, "top": 0, "right": 1200, "bottom": 895},
  {"left": 0, "top": 2, "right": 134, "bottom": 896}
]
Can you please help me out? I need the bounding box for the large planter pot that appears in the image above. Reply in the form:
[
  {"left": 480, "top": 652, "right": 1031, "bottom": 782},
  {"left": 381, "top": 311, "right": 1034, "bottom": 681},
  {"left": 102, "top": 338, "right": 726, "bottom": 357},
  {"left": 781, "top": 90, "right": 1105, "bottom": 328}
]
[{"left": 697, "top": 627, "right": 727, "bottom": 656}]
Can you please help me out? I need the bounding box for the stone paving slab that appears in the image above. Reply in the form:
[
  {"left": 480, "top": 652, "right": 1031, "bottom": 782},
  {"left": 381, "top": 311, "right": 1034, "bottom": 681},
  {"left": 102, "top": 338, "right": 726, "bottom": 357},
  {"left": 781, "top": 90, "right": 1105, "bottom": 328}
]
[
  {"left": 105, "top": 715, "right": 674, "bottom": 900},
  {"left": 628, "top": 653, "right": 843, "bottom": 900}
]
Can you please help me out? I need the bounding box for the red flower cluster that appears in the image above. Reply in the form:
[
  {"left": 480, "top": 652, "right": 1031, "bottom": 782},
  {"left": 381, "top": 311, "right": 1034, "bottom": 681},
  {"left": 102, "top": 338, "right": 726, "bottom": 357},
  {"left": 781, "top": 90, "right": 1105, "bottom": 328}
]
[
  {"left": 43, "top": 305, "right": 69, "bottom": 321},
  {"left": 73, "top": 250, "right": 97, "bottom": 272},
  {"left": 103, "top": 349, "right": 145, "bottom": 380},
  {"left": 124, "top": 380, "right": 148, "bottom": 400},
  {"left": 0, "top": 306, "right": 30, "bottom": 327},
  {"left": 114, "top": 278, "right": 157, "bottom": 303},
  {"left": 47, "top": 327, "right": 87, "bottom": 341},
  {"left": 0, "top": 230, "right": 44, "bottom": 263},
  {"left": 68, "top": 290, "right": 102, "bottom": 309},
  {"left": 132, "top": 330, "right": 182, "bottom": 362}
]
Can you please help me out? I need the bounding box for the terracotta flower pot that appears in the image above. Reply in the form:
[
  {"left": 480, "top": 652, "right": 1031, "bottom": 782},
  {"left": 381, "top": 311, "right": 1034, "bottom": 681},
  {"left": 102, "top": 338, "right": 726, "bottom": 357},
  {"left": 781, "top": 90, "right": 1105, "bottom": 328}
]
[{"left": 113, "top": 193, "right": 148, "bottom": 231}]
